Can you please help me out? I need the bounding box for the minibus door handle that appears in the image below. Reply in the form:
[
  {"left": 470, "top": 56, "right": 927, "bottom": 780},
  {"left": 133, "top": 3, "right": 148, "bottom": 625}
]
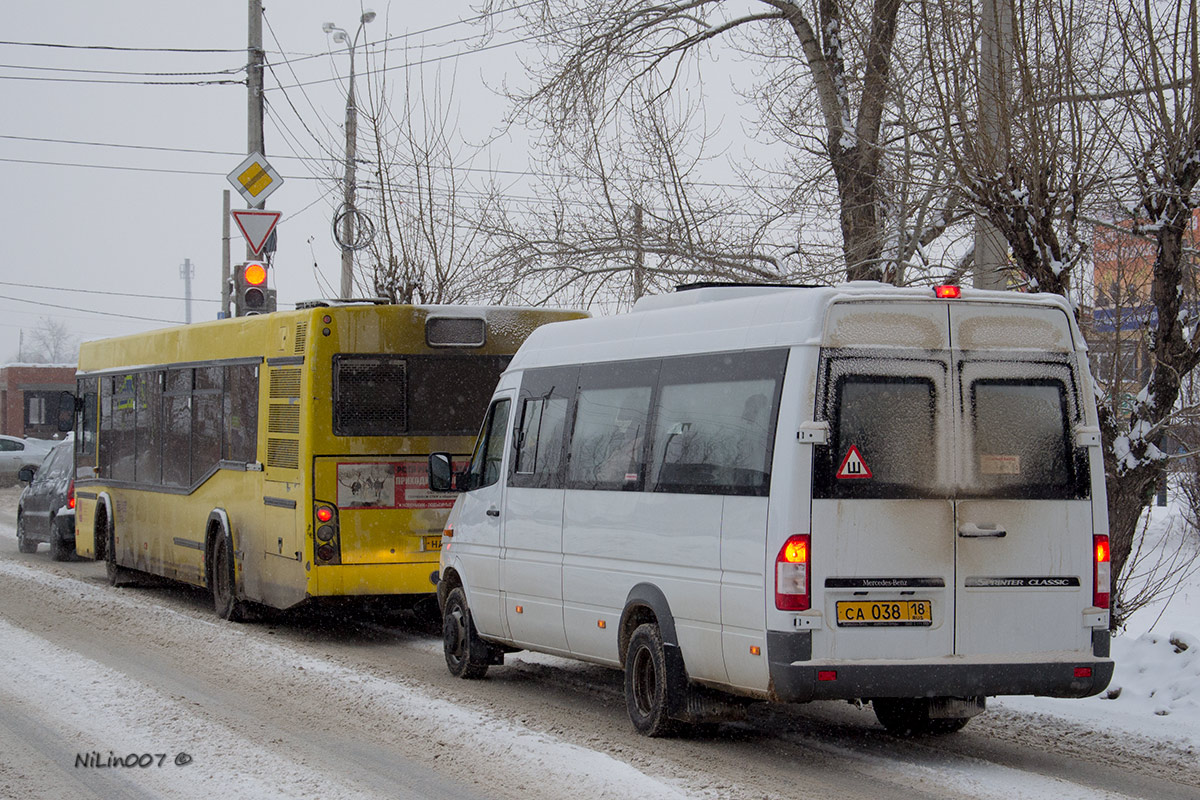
[
  {"left": 486, "top": 507, "right": 500, "bottom": 517},
  {"left": 958, "top": 523, "right": 1006, "bottom": 538}
]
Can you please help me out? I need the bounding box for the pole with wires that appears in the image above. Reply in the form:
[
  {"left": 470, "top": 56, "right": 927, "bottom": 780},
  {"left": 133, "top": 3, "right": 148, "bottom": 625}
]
[{"left": 324, "top": 10, "right": 376, "bottom": 300}]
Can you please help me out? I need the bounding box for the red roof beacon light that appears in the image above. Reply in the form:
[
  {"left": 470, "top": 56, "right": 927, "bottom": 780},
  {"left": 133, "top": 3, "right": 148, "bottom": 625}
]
[{"left": 934, "top": 285, "right": 962, "bottom": 299}]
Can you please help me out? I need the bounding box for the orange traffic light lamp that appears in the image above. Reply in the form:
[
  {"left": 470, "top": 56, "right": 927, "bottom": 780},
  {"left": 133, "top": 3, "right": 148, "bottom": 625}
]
[{"left": 233, "top": 261, "right": 276, "bottom": 316}]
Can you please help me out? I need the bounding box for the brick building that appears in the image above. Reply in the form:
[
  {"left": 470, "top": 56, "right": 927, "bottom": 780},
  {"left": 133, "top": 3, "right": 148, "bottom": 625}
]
[{"left": 0, "top": 363, "right": 77, "bottom": 439}]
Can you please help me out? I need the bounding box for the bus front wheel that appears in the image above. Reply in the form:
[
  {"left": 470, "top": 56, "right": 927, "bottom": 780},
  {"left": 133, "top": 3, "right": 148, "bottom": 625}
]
[{"left": 211, "top": 534, "right": 247, "bottom": 622}]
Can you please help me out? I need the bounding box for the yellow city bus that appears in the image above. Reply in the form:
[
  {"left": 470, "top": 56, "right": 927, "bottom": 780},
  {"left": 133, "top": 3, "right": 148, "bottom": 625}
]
[{"left": 71, "top": 302, "right": 586, "bottom": 620}]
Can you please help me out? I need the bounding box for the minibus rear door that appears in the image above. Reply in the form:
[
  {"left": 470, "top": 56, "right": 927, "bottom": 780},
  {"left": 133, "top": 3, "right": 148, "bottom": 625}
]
[
  {"left": 951, "top": 356, "right": 1095, "bottom": 658},
  {"left": 811, "top": 349, "right": 957, "bottom": 661}
]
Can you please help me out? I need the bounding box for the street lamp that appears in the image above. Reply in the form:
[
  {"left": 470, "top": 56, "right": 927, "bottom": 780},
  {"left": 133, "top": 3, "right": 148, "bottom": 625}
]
[{"left": 323, "top": 9, "right": 375, "bottom": 299}]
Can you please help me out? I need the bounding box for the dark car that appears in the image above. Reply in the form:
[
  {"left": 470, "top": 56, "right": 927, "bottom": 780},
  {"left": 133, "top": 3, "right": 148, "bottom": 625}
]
[{"left": 17, "top": 440, "right": 76, "bottom": 560}]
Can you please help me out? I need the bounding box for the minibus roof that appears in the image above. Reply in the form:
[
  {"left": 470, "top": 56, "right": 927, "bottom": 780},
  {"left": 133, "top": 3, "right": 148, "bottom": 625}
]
[{"left": 508, "top": 282, "right": 1080, "bottom": 372}]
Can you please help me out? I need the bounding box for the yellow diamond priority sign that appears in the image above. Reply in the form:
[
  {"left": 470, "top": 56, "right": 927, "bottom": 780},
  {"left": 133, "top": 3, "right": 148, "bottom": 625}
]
[{"left": 227, "top": 152, "right": 283, "bottom": 206}]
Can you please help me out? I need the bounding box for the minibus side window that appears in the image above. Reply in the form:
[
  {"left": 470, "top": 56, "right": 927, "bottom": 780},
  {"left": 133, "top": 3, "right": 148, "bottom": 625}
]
[
  {"left": 968, "top": 379, "right": 1078, "bottom": 499},
  {"left": 511, "top": 366, "right": 577, "bottom": 489},
  {"left": 647, "top": 350, "right": 785, "bottom": 496},
  {"left": 818, "top": 375, "right": 939, "bottom": 499},
  {"left": 465, "top": 398, "right": 511, "bottom": 491},
  {"left": 568, "top": 362, "right": 657, "bottom": 491}
]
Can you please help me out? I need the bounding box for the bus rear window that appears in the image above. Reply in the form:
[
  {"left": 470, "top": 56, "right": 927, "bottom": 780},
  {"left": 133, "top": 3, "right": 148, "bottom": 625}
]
[
  {"left": 333, "top": 356, "right": 407, "bottom": 436},
  {"left": 333, "top": 354, "right": 511, "bottom": 436}
]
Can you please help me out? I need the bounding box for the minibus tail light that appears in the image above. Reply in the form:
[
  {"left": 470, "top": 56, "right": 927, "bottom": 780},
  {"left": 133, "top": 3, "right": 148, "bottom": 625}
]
[
  {"left": 934, "top": 285, "right": 961, "bottom": 299},
  {"left": 1094, "top": 534, "right": 1110, "bottom": 609},
  {"left": 776, "top": 534, "right": 811, "bottom": 611}
]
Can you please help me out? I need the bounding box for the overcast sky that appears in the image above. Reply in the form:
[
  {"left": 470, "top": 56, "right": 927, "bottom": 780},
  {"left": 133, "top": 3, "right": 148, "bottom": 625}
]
[{"left": 0, "top": 1, "right": 538, "bottom": 362}]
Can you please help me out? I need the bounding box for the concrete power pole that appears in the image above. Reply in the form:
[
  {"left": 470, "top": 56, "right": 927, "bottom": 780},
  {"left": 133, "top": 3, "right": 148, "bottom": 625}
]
[
  {"left": 180, "top": 258, "right": 194, "bottom": 324},
  {"left": 975, "top": 0, "right": 1012, "bottom": 290},
  {"left": 221, "top": 189, "right": 232, "bottom": 318},
  {"left": 339, "top": 50, "right": 359, "bottom": 299}
]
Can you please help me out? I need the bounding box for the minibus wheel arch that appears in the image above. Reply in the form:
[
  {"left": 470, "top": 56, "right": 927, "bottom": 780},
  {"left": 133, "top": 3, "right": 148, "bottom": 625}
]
[{"left": 619, "top": 584, "right": 681, "bottom": 664}]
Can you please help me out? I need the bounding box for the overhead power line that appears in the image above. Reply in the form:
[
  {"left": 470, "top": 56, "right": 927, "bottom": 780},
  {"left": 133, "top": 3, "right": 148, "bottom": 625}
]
[
  {"left": 0, "top": 293, "right": 180, "bottom": 324},
  {"left": 0, "top": 62, "right": 244, "bottom": 78},
  {"left": 0, "top": 74, "right": 243, "bottom": 86},
  {"left": 0, "top": 39, "right": 243, "bottom": 53},
  {"left": 0, "top": 280, "right": 219, "bottom": 304}
]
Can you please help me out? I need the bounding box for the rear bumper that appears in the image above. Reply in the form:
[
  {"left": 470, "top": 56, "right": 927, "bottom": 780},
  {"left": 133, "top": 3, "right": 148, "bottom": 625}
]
[{"left": 767, "top": 631, "right": 1114, "bottom": 702}]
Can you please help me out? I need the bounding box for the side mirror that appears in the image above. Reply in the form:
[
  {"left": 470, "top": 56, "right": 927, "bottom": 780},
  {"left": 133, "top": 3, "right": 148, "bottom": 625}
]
[
  {"left": 18, "top": 465, "right": 36, "bottom": 483},
  {"left": 428, "top": 452, "right": 456, "bottom": 492},
  {"left": 57, "top": 391, "right": 77, "bottom": 433}
]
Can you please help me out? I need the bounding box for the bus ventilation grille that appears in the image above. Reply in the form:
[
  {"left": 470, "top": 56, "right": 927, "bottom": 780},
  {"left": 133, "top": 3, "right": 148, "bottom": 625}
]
[
  {"left": 267, "top": 438, "right": 300, "bottom": 470},
  {"left": 269, "top": 368, "right": 302, "bottom": 399},
  {"left": 268, "top": 404, "right": 301, "bottom": 435},
  {"left": 294, "top": 323, "right": 308, "bottom": 355}
]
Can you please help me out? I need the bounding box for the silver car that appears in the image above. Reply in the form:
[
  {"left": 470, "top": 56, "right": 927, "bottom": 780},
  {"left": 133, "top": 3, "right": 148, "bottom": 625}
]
[{"left": 0, "top": 435, "right": 54, "bottom": 486}]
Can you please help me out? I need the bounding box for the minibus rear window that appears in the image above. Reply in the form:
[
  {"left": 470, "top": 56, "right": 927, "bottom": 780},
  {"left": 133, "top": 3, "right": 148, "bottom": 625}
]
[
  {"left": 818, "top": 375, "right": 939, "bottom": 499},
  {"left": 967, "top": 379, "right": 1078, "bottom": 498}
]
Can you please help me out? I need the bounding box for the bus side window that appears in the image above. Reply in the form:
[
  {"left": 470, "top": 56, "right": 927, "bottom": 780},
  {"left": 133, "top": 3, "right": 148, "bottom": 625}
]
[{"left": 466, "top": 399, "right": 511, "bottom": 491}]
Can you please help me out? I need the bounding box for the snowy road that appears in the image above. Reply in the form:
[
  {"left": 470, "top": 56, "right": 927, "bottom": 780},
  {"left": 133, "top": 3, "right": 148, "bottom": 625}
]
[{"left": 2, "top": 494, "right": 1198, "bottom": 799}]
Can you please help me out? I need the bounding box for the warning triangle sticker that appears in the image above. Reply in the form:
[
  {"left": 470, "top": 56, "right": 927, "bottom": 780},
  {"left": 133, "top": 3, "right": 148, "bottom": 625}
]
[
  {"left": 836, "top": 445, "right": 873, "bottom": 479},
  {"left": 231, "top": 209, "right": 282, "bottom": 255}
]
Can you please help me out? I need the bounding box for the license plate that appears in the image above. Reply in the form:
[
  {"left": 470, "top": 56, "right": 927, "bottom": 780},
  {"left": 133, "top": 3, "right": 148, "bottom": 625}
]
[
  {"left": 836, "top": 600, "right": 932, "bottom": 627},
  {"left": 423, "top": 535, "right": 443, "bottom": 552}
]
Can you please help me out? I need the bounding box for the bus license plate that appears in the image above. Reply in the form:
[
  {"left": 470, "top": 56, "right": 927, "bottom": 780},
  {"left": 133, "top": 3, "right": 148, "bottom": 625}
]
[
  {"left": 423, "top": 536, "right": 443, "bottom": 552},
  {"left": 836, "top": 600, "right": 932, "bottom": 627}
]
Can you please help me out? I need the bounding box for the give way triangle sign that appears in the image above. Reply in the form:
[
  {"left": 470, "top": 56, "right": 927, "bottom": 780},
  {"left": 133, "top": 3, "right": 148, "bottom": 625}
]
[{"left": 231, "top": 209, "right": 282, "bottom": 255}]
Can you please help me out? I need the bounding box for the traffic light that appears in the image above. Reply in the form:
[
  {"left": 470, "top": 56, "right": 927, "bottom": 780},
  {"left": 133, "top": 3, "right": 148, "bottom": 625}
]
[{"left": 233, "top": 261, "right": 277, "bottom": 316}]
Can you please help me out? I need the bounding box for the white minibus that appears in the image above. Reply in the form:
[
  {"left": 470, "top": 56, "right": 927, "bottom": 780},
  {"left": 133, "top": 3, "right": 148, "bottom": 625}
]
[{"left": 429, "top": 282, "right": 1113, "bottom": 736}]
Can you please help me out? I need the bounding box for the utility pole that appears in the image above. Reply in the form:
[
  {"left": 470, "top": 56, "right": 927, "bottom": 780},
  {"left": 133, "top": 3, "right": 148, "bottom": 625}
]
[
  {"left": 339, "top": 60, "right": 358, "bottom": 299},
  {"left": 975, "top": 0, "right": 1012, "bottom": 290},
  {"left": 324, "top": 11, "right": 375, "bottom": 300},
  {"left": 632, "top": 203, "right": 645, "bottom": 301},
  {"left": 180, "top": 258, "right": 194, "bottom": 324},
  {"left": 221, "top": 189, "right": 231, "bottom": 318},
  {"left": 246, "top": 0, "right": 268, "bottom": 287}
]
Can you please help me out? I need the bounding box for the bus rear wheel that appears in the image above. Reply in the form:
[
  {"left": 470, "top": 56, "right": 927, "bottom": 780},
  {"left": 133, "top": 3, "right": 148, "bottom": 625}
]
[
  {"left": 442, "top": 587, "right": 489, "bottom": 679},
  {"left": 211, "top": 534, "right": 247, "bottom": 622},
  {"left": 872, "top": 698, "right": 973, "bottom": 736},
  {"left": 103, "top": 517, "right": 138, "bottom": 587}
]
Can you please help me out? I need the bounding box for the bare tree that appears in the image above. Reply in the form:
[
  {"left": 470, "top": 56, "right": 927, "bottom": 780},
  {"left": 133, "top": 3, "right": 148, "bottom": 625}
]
[
  {"left": 1089, "top": 0, "right": 1200, "bottom": 626},
  {"left": 24, "top": 318, "right": 77, "bottom": 364},
  {"left": 481, "top": 0, "right": 919, "bottom": 282},
  {"left": 341, "top": 39, "right": 510, "bottom": 304},
  {"left": 921, "top": 0, "right": 1112, "bottom": 294},
  {"left": 483, "top": 85, "right": 814, "bottom": 308}
]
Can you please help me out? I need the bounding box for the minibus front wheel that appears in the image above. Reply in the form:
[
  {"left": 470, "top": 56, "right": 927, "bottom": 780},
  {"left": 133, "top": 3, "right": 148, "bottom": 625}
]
[{"left": 442, "top": 587, "right": 493, "bottom": 679}]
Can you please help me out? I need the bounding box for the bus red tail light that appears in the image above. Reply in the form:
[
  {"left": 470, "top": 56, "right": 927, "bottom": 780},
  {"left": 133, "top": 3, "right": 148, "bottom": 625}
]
[
  {"left": 313, "top": 502, "right": 341, "bottom": 565},
  {"left": 776, "top": 534, "right": 811, "bottom": 611},
  {"left": 1094, "top": 534, "right": 1110, "bottom": 609},
  {"left": 67, "top": 479, "right": 75, "bottom": 510}
]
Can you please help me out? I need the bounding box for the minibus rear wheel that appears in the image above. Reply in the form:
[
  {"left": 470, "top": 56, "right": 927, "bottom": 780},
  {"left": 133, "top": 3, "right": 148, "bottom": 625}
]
[
  {"left": 872, "top": 698, "right": 972, "bottom": 736},
  {"left": 442, "top": 587, "right": 490, "bottom": 679},
  {"left": 624, "top": 623, "right": 680, "bottom": 737}
]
